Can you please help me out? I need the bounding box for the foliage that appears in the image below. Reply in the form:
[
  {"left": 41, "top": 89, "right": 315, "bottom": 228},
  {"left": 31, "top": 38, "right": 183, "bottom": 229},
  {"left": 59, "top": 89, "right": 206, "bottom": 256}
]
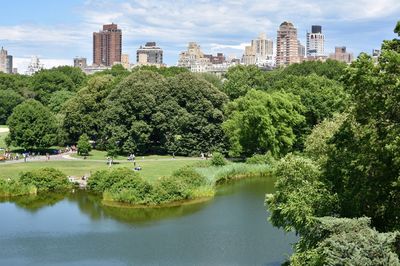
[
  {"left": 246, "top": 152, "right": 275, "bottom": 165},
  {"left": 61, "top": 75, "right": 115, "bottom": 143},
  {"left": 6, "top": 99, "right": 58, "bottom": 149},
  {"left": 210, "top": 152, "right": 227, "bottom": 166},
  {"left": 77, "top": 133, "right": 92, "bottom": 156},
  {"left": 0, "top": 89, "right": 24, "bottom": 124},
  {"left": 223, "top": 89, "right": 305, "bottom": 157},
  {"left": 102, "top": 71, "right": 228, "bottom": 156},
  {"left": 87, "top": 167, "right": 135, "bottom": 193},
  {"left": 266, "top": 154, "right": 338, "bottom": 235},
  {"left": 31, "top": 69, "right": 76, "bottom": 105},
  {"left": 132, "top": 65, "right": 189, "bottom": 78},
  {"left": 269, "top": 74, "right": 349, "bottom": 131},
  {"left": 0, "top": 178, "right": 37, "bottom": 197},
  {"left": 19, "top": 168, "right": 72, "bottom": 192},
  {"left": 304, "top": 113, "right": 347, "bottom": 165},
  {"left": 290, "top": 217, "right": 400, "bottom": 266},
  {"left": 277, "top": 59, "right": 347, "bottom": 81},
  {"left": 222, "top": 65, "right": 265, "bottom": 100},
  {"left": 47, "top": 90, "right": 75, "bottom": 113},
  {"left": 323, "top": 25, "right": 400, "bottom": 231}
]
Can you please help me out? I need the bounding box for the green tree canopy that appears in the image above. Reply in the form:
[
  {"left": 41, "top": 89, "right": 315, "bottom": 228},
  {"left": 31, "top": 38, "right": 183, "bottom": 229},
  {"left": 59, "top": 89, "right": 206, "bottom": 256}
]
[
  {"left": 0, "top": 89, "right": 24, "bottom": 124},
  {"left": 223, "top": 89, "right": 305, "bottom": 157},
  {"left": 6, "top": 99, "right": 58, "bottom": 149},
  {"left": 31, "top": 69, "right": 76, "bottom": 105},
  {"left": 77, "top": 133, "right": 92, "bottom": 156},
  {"left": 222, "top": 65, "right": 266, "bottom": 100}
]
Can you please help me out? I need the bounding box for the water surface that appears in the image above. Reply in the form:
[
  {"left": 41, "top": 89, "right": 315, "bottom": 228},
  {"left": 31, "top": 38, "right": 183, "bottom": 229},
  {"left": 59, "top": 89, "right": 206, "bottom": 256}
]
[{"left": 0, "top": 177, "right": 295, "bottom": 265}]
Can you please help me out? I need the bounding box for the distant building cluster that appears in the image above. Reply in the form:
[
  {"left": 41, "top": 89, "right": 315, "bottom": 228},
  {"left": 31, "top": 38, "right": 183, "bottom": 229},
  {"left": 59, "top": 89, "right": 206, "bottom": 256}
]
[{"left": 2, "top": 20, "right": 379, "bottom": 75}]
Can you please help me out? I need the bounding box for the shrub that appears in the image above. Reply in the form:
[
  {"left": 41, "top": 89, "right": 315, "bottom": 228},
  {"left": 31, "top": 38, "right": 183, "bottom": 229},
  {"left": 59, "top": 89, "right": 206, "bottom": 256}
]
[
  {"left": 88, "top": 168, "right": 137, "bottom": 193},
  {"left": 172, "top": 166, "right": 208, "bottom": 188},
  {"left": 104, "top": 176, "right": 152, "bottom": 205},
  {"left": 246, "top": 152, "right": 275, "bottom": 165},
  {"left": 0, "top": 178, "right": 37, "bottom": 197},
  {"left": 211, "top": 152, "right": 227, "bottom": 166},
  {"left": 77, "top": 133, "right": 92, "bottom": 156},
  {"left": 151, "top": 176, "right": 190, "bottom": 204},
  {"left": 19, "top": 168, "right": 71, "bottom": 192}
]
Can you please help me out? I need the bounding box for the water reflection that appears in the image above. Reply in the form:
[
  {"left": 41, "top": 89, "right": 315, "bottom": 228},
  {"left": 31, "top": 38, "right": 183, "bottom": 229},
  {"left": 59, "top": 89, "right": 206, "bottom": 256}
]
[{"left": 0, "top": 193, "right": 66, "bottom": 213}]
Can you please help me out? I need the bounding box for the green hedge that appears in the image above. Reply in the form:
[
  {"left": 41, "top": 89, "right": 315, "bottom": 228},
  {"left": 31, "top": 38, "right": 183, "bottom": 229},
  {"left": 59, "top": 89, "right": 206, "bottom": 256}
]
[{"left": 19, "top": 168, "right": 72, "bottom": 192}]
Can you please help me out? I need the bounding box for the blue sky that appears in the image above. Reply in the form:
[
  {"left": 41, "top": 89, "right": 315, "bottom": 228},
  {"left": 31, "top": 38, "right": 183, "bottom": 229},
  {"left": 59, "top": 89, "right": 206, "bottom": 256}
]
[{"left": 0, "top": 0, "right": 399, "bottom": 72}]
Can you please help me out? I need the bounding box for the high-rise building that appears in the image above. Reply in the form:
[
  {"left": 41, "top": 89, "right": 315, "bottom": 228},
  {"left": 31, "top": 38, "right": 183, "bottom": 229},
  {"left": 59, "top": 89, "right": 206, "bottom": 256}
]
[
  {"left": 306, "top": 25, "right": 325, "bottom": 57},
  {"left": 276, "top": 21, "right": 300, "bottom": 67},
  {"left": 0, "top": 47, "right": 13, "bottom": 74},
  {"left": 74, "top": 57, "right": 87, "bottom": 68},
  {"left": 242, "top": 33, "right": 274, "bottom": 67},
  {"left": 26, "top": 56, "right": 43, "bottom": 76},
  {"left": 136, "top": 42, "right": 163, "bottom": 66},
  {"left": 93, "top": 23, "right": 122, "bottom": 66},
  {"left": 329, "top": 46, "right": 354, "bottom": 64}
]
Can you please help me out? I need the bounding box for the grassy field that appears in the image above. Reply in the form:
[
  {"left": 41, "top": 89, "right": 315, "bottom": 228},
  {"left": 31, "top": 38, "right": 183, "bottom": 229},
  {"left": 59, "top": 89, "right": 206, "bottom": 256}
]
[
  {"left": 71, "top": 150, "right": 188, "bottom": 161},
  {"left": 0, "top": 125, "right": 8, "bottom": 149},
  {"left": 0, "top": 158, "right": 199, "bottom": 181}
]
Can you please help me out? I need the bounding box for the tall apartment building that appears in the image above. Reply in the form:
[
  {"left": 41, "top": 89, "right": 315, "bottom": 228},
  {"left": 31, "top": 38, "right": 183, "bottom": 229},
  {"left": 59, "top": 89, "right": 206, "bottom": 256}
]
[
  {"left": 242, "top": 33, "right": 273, "bottom": 67},
  {"left": 298, "top": 40, "right": 305, "bottom": 60},
  {"left": 329, "top": 46, "right": 354, "bottom": 64},
  {"left": 0, "top": 47, "right": 13, "bottom": 74},
  {"left": 121, "top": 54, "right": 130, "bottom": 69},
  {"left": 136, "top": 42, "right": 163, "bottom": 66},
  {"left": 306, "top": 25, "right": 325, "bottom": 57},
  {"left": 93, "top": 23, "right": 122, "bottom": 66},
  {"left": 276, "top": 21, "right": 300, "bottom": 67},
  {"left": 25, "top": 56, "right": 43, "bottom": 76}
]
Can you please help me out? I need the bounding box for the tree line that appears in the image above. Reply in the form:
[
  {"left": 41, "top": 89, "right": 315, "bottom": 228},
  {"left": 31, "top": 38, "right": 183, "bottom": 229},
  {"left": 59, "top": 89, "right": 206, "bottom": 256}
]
[{"left": 2, "top": 57, "right": 348, "bottom": 159}]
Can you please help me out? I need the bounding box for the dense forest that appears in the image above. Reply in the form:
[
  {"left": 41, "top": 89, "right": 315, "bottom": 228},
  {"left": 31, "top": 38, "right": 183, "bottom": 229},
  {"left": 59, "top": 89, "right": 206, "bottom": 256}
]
[{"left": 1, "top": 21, "right": 399, "bottom": 266}]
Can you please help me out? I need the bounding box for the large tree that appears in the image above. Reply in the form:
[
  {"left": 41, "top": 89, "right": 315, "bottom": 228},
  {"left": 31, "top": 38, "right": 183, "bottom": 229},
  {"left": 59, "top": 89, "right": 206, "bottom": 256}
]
[
  {"left": 223, "top": 89, "right": 305, "bottom": 157},
  {"left": 6, "top": 99, "right": 58, "bottom": 149}
]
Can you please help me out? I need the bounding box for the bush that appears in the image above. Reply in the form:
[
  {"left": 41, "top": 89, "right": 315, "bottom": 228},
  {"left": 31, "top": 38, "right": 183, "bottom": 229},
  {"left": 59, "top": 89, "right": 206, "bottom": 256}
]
[
  {"left": 172, "top": 166, "right": 208, "bottom": 188},
  {"left": 0, "top": 178, "right": 37, "bottom": 197},
  {"left": 211, "top": 152, "right": 227, "bottom": 166},
  {"left": 151, "top": 176, "right": 190, "bottom": 204},
  {"left": 246, "top": 152, "right": 275, "bottom": 165},
  {"left": 19, "top": 168, "right": 71, "bottom": 192},
  {"left": 77, "top": 133, "right": 91, "bottom": 156},
  {"left": 104, "top": 176, "right": 152, "bottom": 205},
  {"left": 88, "top": 168, "right": 138, "bottom": 193}
]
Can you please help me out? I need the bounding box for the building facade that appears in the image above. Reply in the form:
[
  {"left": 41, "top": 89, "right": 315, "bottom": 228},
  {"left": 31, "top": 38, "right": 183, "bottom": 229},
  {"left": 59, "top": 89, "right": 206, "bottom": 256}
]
[
  {"left": 329, "top": 46, "right": 354, "bottom": 64},
  {"left": 178, "top": 42, "right": 238, "bottom": 75},
  {"left": 306, "top": 25, "right": 325, "bottom": 57},
  {"left": 276, "top": 21, "right": 300, "bottom": 67},
  {"left": 0, "top": 47, "right": 13, "bottom": 74},
  {"left": 93, "top": 23, "right": 122, "bottom": 66},
  {"left": 242, "top": 33, "right": 273, "bottom": 67},
  {"left": 73, "top": 57, "right": 87, "bottom": 68},
  {"left": 136, "top": 42, "right": 163, "bottom": 66},
  {"left": 298, "top": 40, "right": 305, "bottom": 60}
]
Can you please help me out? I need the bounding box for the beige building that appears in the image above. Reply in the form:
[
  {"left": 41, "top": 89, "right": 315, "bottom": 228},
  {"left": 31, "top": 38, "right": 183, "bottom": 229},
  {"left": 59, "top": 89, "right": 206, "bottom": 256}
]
[
  {"left": 276, "top": 21, "right": 300, "bottom": 67},
  {"left": 178, "top": 42, "right": 210, "bottom": 70},
  {"left": 242, "top": 33, "right": 273, "bottom": 67},
  {"left": 329, "top": 46, "right": 354, "bottom": 64},
  {"left": 121, "top": 54, "right": 130, "bottom": 69}
]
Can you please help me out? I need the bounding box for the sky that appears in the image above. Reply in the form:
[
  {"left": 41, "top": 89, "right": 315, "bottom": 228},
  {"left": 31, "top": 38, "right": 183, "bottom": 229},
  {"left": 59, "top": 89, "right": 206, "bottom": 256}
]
[{"left": 0, "top": 0, "right": 399, "bottom": 73}]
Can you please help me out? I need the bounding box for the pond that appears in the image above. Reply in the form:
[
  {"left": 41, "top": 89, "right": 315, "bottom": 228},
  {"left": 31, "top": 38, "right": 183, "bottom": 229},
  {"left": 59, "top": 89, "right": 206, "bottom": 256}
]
[{"left": 0, "top": 177, "right": 296, "bottom": 265}]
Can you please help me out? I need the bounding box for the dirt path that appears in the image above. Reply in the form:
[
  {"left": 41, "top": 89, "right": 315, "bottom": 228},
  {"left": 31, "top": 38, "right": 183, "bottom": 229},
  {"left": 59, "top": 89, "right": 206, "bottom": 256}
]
[{"left": 0, "top": 128, "right": 9, "bottom": 133}]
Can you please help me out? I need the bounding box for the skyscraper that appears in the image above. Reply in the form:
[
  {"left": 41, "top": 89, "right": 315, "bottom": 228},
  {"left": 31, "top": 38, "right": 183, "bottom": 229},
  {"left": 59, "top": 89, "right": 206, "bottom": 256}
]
[
  {"left": 74, "top": 57, "right": 87, "bottom": 68},
  {"left": 136, "top": 42, "right": 163, "bottom": 66},
  {"left": 276, "top": 21, "right": 300, "bottom": 67},
  {"left": 306, "top": 25, "right": 325, "bottom": 56},
  {"left": 0, "top": 47, "right": 13, "bottom": 74},
  {"left": 93, "top": 23, "right": 122, "bottom": 66}
]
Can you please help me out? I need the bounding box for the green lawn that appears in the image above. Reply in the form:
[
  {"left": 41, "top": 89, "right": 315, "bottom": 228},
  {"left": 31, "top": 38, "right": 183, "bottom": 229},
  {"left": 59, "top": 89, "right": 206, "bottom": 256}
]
[
  {"left": 0, "top": 132, "right": 7, "bottom": 149},
  {"left": 71, "top": 150, "right": 189, "bottom": 161},
  {"left": 0, "top": 158, "right": 199, "bottom": 181}
]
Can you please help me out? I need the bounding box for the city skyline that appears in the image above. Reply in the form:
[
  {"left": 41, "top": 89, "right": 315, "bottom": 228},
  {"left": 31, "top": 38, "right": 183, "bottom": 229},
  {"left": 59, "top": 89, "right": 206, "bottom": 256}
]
[{"left": 0, "top": 0, "right": 399, "bottom": 72}]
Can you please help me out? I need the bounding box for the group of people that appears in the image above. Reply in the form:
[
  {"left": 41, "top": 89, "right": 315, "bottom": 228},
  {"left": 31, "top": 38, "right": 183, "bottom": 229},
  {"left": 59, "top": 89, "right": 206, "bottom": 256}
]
[{"left": 200, "top": 152, "right": 213, "bottom": 160}]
